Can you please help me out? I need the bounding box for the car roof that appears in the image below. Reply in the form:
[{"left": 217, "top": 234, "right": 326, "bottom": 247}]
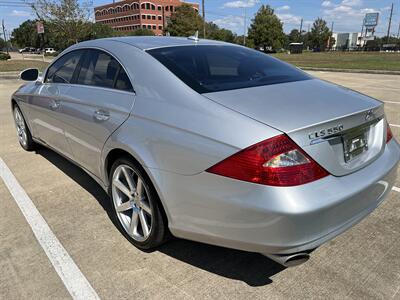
[{"left": 74, "top": 36, "right": 237, "bottom": 51}]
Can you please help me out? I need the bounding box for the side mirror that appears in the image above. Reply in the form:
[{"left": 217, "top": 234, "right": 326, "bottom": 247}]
[{"left": 20, "top": 68, "right": 39, "bottom": 81}]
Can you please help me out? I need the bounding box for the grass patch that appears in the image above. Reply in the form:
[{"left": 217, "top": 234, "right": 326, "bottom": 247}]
[
  {"left": 0, "top": 60, "right": 50, "bottom": 72},
  {"left": 272, "top": 52, "right": 400, "bottom": 71}
]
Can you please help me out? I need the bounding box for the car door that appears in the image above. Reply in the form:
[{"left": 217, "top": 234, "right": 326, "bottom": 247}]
[
  {"left": 29, "top": 49, "right": 85, "bottom": 157},
  {"left": 59, "top": 49, "right": 135, "bottom": 178}
]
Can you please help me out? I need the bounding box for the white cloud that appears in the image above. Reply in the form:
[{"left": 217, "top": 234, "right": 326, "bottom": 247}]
[
  {"left": 276, "top": 13, "right": 301, "bottom": 25},
  {"left": 9, "top": 10, "right": 31, "bottom": 17},
  {"left": 321, "top": 1, "right": 333, "bottom": 8},
  {"left": 276, "top": 5, "right": 290, "bottom": 11},
  {"left": 341, "top": 0, "right": 362, "bottom": 7},
  {"left": 223, "top": 0, "right": 259, "bottom": 9},
  {"left": 213, "top": 15, "right": 245, "bottom": 32}
]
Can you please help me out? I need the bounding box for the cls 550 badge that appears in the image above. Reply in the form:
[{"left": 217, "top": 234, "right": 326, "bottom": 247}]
[{"left": 308, "top": 124, "right": 344, "bottom": 140}]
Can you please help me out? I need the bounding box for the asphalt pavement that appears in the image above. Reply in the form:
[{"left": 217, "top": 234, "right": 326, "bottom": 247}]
[{"left": 0, "top": 72, "right": 399, "bottom": 299}]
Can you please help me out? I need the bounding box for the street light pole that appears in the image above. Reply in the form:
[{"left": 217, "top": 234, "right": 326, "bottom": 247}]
[{"left": 202, "top": 0, "right": 205, "bottom": 38}]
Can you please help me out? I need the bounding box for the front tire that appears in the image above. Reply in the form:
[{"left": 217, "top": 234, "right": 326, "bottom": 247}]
[
  {"left": 109, "top": 157, "right": 167, "bottom": 249},
  {"left": 13, "top": 105, "right": 36, "bottom": 151}
]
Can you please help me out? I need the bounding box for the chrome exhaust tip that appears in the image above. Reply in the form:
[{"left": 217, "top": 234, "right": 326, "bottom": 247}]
[{"left": 264, "top": 252, "right": 310, "bottom": 267}]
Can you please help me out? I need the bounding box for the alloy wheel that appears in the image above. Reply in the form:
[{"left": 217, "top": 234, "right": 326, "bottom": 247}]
[
  {"left": 14, "top": 108, "right": 27, "bottom": 147},
  {"left": 111, "top": 165, "right": 153, "bottom": 242}
]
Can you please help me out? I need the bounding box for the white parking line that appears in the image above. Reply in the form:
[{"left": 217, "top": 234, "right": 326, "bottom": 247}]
[
  {"left": 0, "top": 158, "right": 100, "bottom": 300},
  {"left": 389, "top": 124, "right": 400, "bottom": 128},
  {"left": 384, "top": 101, "right": 400, "bottom": 105},
  {"left": 393, "top": 187, "right": 400, "bottom": 193}
]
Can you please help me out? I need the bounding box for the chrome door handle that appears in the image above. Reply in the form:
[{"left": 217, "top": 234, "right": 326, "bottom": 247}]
[
  {"left": 49, "top": 99, "right": 60, "bottom": 110},
  {"left": 94, "top": 109, "right": 110, "bottom": 121}
]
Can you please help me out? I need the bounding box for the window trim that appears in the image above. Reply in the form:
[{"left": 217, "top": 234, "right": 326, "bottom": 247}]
[{"left": 44, "top": 47, "right": 135, "bottom": 94}]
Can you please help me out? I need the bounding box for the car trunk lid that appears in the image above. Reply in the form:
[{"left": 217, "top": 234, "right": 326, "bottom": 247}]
[{"left": 203, "top": 79, "right": 385, "bottom": 176}]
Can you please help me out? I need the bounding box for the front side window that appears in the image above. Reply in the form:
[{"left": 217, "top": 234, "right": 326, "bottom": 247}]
[
  {"left": 46, "top": 50, "right": 84, "bottom": 84},
  {"left": 147, "top": 45, "right": 311, "bottom": 93}
]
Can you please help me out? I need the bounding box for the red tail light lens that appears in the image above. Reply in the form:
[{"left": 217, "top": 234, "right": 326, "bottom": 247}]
[
  {"left": 386, "top": 122, "right": 393, "bottom": 143},
  {"left": 206, "top": 134, "right": 329, "bottom": 187}
]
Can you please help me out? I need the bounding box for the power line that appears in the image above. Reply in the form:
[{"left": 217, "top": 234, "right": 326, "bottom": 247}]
[{"left": 386, "top": 2, "right": 394, "bottom": 42}]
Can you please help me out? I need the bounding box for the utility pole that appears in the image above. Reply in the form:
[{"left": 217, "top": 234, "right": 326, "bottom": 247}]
[
  {"left": 386, "top": 2, "right": 393, "bottom": 44},
  {"left": 299, "top": 18, "right": 303, "bottom": 33},
  {"left": 202, "top": 0, "right": 205, "bottom": 38},
  {"left": 327, "top": 21, "right": 334, "bottom": 50},
  {"left": 243, "top": 6, "right": 247, "bottom": 46},
  {"left": 2, "top": 19, "right": 8, "bottom": 55},
  {"left": 397, "top": 22, "right": 400, "bottom": 39}
]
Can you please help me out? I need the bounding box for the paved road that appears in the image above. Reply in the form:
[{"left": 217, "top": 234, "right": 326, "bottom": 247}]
[{"left": 1, "top": 72, "right": 399, "bottom": 299}]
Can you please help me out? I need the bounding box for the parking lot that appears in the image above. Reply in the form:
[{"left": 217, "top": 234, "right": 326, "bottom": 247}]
[{"left": 0, "top": 72, "right": 399, "bottom": 299}]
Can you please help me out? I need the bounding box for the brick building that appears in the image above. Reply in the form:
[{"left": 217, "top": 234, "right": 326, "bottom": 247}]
[{"left": 94, "top": 0, "right": 199, "bottom": 36}]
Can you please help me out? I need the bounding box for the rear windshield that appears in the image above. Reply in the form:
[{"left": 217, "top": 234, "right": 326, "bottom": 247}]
[{"left": 147, "top": 45, "right": 311, "bottom": 93}]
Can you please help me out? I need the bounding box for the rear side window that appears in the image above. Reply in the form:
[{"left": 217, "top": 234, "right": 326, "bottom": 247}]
[
  {"left": 77, "top": 49, "right": 133, "bottom": 92},
  {"left": 46, "top": 50, "right": 84, "bottom": 84},
  {"left": 147, "top": 45, "right": 311, "bottom": 93}
]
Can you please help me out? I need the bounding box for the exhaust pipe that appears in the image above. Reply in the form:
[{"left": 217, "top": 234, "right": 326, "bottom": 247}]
[{"left": 265, "top": 252, "right": 310, "bottom": 267}]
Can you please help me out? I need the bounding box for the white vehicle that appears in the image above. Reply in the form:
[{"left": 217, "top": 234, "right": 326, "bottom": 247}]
[{"left": 45, "top": 48, "right": 56, "bottom": 54}]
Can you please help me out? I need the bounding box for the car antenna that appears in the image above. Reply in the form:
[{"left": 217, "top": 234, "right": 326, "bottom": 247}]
[{"left": 188, "top": 31, "right": 199, "bottom": 42}]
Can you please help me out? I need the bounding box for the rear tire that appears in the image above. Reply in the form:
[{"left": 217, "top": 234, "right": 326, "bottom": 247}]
[
  {"left": 109, "top": 157, "right": 167, "bottom": 249},
  {"left": 13, "top": 105, "right": 36, "bottom": 151}
]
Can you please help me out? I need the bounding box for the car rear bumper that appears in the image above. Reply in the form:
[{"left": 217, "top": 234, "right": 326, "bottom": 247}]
[{"left": 149, "top": 139, "right": 400, "bottom": 255}]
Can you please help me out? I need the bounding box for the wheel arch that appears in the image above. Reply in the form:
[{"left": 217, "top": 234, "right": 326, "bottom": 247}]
[{"left": 104, "top": 147, "right": 171, "bottom": 226}]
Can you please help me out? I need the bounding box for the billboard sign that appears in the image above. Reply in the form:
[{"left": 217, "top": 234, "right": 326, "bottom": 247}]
[
  {"left": 36, "top": 21, "right": 44, "bottom": 34},
  {"left": 364, "top": 13, "right": 379, "bottom": 27}
]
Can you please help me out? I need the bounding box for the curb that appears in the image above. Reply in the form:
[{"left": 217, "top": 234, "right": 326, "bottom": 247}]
[
  {"left": 301, "top": 67, "right": 400, "bottom": 75},
  {"left": 0, "top": 71, "right": 20, "bottom": 80}
]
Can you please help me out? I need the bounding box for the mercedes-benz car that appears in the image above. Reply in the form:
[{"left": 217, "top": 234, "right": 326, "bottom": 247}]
[{"left": 11, "top": 37, "right": 400, "bottom": 267}]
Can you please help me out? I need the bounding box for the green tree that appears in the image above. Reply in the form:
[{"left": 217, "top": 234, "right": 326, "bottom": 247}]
[
  {"left": 82, "top": 22, "right": 115, "bottom": 40},
  {"left": 11, "top": 20, "right": 41, "bottom": 48},
  {"left": 128, "top": 28, "right": 155, "bottom": 36},
  {"left": 205, "top": 22, "right": 236, "bottom": 43},
  {"left": 309, "top": 18, "right": 331, "bottom": 51},
  {"left": 288, "top": 29, "right": 301, "bottom": 43},
  {"left": 30, "top": 0, "right": 91, "bottom": 49},
  {"left": 247, "top": 5, "right": 285, "bottom": 52},
  {"left": 166, "top": 4, "right": 203, "bottom": 37},
  {"left": 0, "top": 37, "right": 6, "bottom": 49}
]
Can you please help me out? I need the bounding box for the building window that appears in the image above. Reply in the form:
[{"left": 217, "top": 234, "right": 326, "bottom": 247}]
[
  {"left": 147, "top": 25, "right": 151, "bottom": 29},
  {"left": 158, "top": 6, "right": 161, "bottom": 11},
  {"left": 147, "top": 15, "right": 151, "bottom": 19},
  {"left": 152, "top": 15, "right": 155, "bottom": 20},
  {"left": 151, "top": 4, "right": 155, "bottom": 10},
  {"left": 142, "top": 14, "right": 145, "bottom": 19},
  {"left": 165, "top": 6, "right": 168, "bottom": 11},
  {"left": 146, "top": 3, "right": 150, "bottom": 9},
  {"left": 152, "top": 25, "right": 156, "bottom": 29},
  {"left": 158, "top": 15, "right": 162, "bottom": 20},
  {"left": 158, "top": 25, "right": 162, "bottom": 30}
]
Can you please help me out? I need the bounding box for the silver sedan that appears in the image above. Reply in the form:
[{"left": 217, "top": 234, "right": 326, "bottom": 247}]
[{"left": 12, "top": 37, "right": 400, "bottom": 267}]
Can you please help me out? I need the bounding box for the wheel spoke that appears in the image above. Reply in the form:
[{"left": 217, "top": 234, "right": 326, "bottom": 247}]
[
  {"left": 121, "top": 167, "right": 135, "bottom": 194},
  {"left": 136, "top": 178, "right": 143, "bottom": 197},
  {"left": 139, "top": 210, "right": 149, "bottom": 237},
  {"left": 129, "top": 211, "right": 139, "bottom": 235},
  {"left": 116, "top": 201, "right": 132, "bottom": 212},
  {"left": 113, "top": 179, "right": 132, "bottom": 198},
  {"left": 140, "top": 200, "right": 151, "bottom": 215}
]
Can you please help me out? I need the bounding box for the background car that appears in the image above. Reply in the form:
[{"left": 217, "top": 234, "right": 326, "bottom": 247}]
[
  {"left": 45, "top": 48, "right": 56, "bottom": 54},
  {"left": 11, "top": 37, "right": 400, "bottom": 267},
  {"left": 18, "top": 47, "right": 36, "bottom": 53}
]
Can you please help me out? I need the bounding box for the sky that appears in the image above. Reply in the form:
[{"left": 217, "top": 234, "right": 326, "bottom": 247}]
[{"left": 1, "top": 0, "right": 399, "bottom": 39}]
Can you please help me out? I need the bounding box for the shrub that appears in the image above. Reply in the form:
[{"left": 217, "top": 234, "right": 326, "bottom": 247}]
[{"left": 0, "top": 52, "right": 11, "bottom": 60}]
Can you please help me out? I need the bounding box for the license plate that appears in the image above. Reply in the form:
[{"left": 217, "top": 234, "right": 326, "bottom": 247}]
[{"left": 343, "top": 130, "right": 369, "bottom": 162}]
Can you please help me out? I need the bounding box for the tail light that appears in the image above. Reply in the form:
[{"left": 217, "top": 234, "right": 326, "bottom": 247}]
[
  {"left": 206, "top": 134, "right": 329, "bottom": 187},
  {"left": 386, "top": 122, "right": 393, "bottom": 143}
]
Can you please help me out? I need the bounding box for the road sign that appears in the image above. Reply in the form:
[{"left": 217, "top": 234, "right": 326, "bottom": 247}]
[
  {"left": 36, "top": 21, "right": 44, "bottom": 34},
  {"left": 364, "top": 13, "right": 379, "bottom": 28}
]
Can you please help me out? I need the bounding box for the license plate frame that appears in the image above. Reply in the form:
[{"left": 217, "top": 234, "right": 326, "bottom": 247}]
[{"left": 342, "top": 129, "right": 369, "bottom": 163}]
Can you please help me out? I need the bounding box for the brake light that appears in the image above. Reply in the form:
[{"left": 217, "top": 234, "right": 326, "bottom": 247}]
[
  {"left": 386, "top": 122, "right": 393, "bottom": 143},
  {"left": 206, "top": 134, "right": 329, "bottom": 186}
]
